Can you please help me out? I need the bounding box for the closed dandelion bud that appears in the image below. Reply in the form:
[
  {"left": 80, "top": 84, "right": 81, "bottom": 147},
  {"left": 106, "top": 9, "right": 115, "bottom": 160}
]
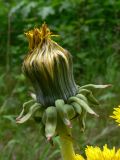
[
  {"left": 23, "top": 23, "right": 77, "bottom": 106},
  {"left": 17, "top": 22, "right": 110, "bottom": 147}
]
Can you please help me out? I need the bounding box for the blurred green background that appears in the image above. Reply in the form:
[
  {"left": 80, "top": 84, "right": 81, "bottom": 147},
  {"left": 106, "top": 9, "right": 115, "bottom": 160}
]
[{"left": 0, "top": 0, "right": 120, "bottom": 159}]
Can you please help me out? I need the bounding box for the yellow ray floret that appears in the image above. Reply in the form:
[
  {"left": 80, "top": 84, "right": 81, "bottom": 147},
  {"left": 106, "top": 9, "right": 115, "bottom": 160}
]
[{"left": 110, "top": 106, "right": 120, "bottom": 126}]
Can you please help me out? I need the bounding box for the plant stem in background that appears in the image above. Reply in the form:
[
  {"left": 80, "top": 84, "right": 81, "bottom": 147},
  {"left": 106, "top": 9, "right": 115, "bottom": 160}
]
[{"left": 6, "top": 13, "right": 11, "bottom": 72}]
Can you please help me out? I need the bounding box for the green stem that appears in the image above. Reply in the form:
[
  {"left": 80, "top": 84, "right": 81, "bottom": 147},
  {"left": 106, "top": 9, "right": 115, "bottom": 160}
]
[
  {"left": 59, "top": 135, "right": 75, "bottom": 160},
  {"left": 57, "top": 113, "right": 76, "bottom": 160}
]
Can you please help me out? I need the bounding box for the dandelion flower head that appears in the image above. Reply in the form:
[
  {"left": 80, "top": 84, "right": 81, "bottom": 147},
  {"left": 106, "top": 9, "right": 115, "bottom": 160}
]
[{"left": 74, "top": 145, "right": 120, "bottom": 160}]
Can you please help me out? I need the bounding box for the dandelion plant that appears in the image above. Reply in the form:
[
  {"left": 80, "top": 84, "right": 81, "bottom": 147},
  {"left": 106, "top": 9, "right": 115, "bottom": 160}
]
[{"left": 16, "top": 23, "right": 117, "bottom": 160}]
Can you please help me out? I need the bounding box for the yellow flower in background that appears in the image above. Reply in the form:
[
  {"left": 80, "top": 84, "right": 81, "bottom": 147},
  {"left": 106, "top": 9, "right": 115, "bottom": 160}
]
[
  {"left": 85, "top": 144, "right": 120, "bottom": 160},
  {"left": 74, "top": 145, "right": 120, "bottom": 160},
  {"left": 110, "top": 106, "right": 120, "bottom": 126}
]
